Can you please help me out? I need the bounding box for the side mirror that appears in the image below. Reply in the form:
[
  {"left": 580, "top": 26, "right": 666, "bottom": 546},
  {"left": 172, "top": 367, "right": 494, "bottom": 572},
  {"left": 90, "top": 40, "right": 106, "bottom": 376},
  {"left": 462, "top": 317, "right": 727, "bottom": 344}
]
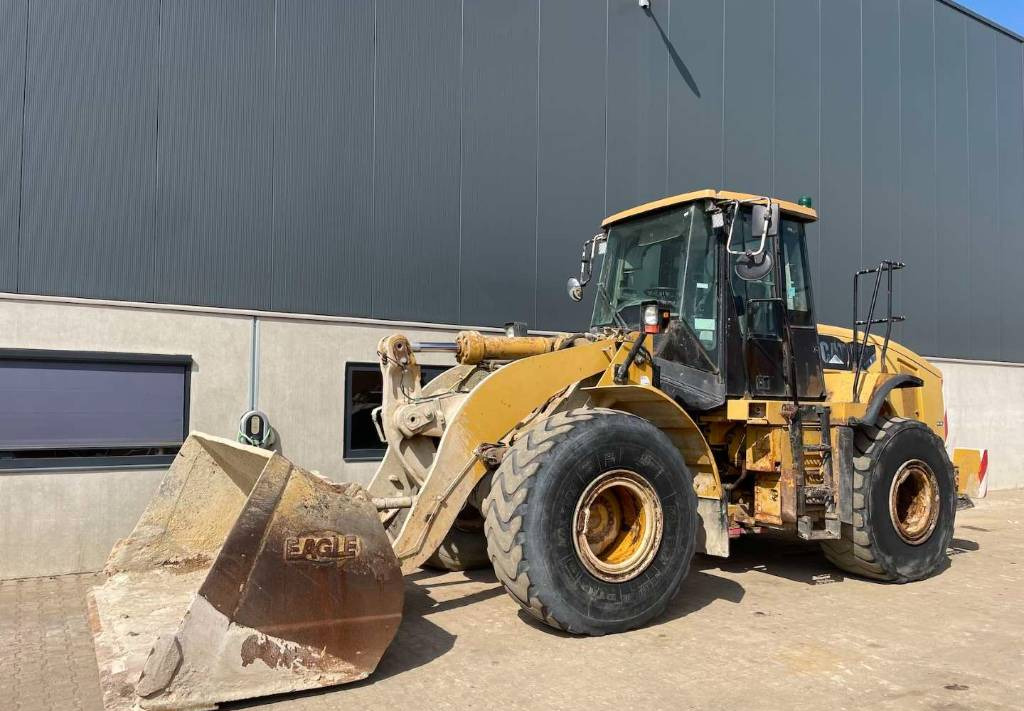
[
  {"left": 567, "top": 277, "right": 583, "bottom": 302},
  {"left": 735, "top": 251, "right": 774, "bottom": 281},
  {"left": 751, "top": 202, "right": 779, "bottom": 239}
]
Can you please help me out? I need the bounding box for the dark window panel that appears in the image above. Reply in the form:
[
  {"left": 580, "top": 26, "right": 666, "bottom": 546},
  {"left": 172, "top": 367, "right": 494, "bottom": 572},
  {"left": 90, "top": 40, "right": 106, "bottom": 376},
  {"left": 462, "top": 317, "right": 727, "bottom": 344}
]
[
  {"left": 0, "top": 350, "right": 190, "bottom": 468},
  {"left": 344, "top": 362, "right": 448, "bottom": 461}
]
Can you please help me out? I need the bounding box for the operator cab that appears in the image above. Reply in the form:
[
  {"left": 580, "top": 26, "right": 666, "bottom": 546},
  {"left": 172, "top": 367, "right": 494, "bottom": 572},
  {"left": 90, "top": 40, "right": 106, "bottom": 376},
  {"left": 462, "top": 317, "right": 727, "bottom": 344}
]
[{"left": 573, "top": 189, "right": 824, "bottom": 411}]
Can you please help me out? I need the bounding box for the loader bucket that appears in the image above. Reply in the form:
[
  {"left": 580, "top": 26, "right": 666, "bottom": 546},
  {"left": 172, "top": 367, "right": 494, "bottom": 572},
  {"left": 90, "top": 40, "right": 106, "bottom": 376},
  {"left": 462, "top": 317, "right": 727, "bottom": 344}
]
[{"left": 87, "top": 433, "right": 403, "bottom": 711}]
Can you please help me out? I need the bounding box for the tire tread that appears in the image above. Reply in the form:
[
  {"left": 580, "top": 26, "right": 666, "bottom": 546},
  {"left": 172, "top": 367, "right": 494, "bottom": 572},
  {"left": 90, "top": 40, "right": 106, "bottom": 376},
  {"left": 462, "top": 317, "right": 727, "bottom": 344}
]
[
  {"left": 482, "top": 409, "right": 624, "bottom": 632},
  {"left": 821, "top": 416, "right": 949, "bottom": 582}
]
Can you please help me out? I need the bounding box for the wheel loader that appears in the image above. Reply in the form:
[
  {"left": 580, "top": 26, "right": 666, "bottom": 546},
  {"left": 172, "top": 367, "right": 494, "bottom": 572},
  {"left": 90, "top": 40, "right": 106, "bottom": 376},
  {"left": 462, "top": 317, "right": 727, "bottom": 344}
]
[{"left": 88, "top": 189, "right": 976, "bottom": 711}]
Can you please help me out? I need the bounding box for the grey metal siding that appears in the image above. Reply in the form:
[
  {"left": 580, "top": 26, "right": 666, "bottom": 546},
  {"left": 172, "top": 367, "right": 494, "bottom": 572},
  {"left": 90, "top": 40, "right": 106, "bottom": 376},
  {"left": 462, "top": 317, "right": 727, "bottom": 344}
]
[
  {"left": 934, "top": 2, "right": 973, "bottom": 359},
  {"left": 372, "top": 0, "right": 461, "bottom": 323},
  {"left": 0, "top": 0, "right": 26, "bottom": 293},
  {"left": 271, "top": 1, "right": 376, "bottom": 317},
  {"left": 19, "top": 0, "right": 159, "bottom": 301},
  {"left": 899, "top": 0, "right": 939, "bottom": 357},
  {"left": 965, "top": 17, "right": 1002, "bottom": 361},
  {"left": 817, "top": 0, "right": 863, "bottom": 338},
  {"left": 153, "top": 0, "right": 275, "bottom": 310},
  {"left": 773, "top": 0, "right": 820, "bottom": 303},
  {"left": 535, "top": 0, "right": 606, "bottom": 331},
  {"left": 1, "top": 0, "right": 1023, "bottom": 362},
  {"left": 723, "top": 0, "right": 773, "bottom": 198},
  {"left": 606, "top": 0, "right": 668, "bottom": 216},
  {"left": 996, "top": 34, "right": 1024, "bottom": 360},
  {"left": 459, "top": 0, "right": 539, "bottom": 327}
]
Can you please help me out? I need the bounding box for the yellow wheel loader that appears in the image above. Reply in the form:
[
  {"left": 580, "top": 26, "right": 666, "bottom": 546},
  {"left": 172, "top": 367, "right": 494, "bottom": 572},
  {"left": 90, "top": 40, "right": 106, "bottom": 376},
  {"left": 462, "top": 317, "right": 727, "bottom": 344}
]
[{"left": 89, "top": 189, "right": 970, "bottom": 710}]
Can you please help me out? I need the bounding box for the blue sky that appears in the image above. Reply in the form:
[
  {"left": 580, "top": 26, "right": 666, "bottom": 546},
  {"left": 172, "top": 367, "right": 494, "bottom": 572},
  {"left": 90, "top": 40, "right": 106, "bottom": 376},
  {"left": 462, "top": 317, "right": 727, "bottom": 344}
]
[{"left": 962, "top": 0, "right": 1024, "bottom": 35}]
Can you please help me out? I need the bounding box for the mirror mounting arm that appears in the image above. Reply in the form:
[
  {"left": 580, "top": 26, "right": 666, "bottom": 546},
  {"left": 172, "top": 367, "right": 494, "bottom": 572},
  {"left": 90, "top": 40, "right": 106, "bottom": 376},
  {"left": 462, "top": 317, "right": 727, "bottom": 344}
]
[
  {"left": 724, "top": 198, "right": 778, "bottom": 259},
  {"left": 578, "top": 232, "right": 606, "bottom": 288},
  {"left": 567, "top": 232, "right": 607, "bottom": 302}
]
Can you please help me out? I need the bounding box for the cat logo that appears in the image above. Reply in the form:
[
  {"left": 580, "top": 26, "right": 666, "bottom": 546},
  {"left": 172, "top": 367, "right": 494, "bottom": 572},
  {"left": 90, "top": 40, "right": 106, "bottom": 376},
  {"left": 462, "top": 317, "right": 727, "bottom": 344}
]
[{"left": 283, "top": 532, "right": 360, "bottom": 564}]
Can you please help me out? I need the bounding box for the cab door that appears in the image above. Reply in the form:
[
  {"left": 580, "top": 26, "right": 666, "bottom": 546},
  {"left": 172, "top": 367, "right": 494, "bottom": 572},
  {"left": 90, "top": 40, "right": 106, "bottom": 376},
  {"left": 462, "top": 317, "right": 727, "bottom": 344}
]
[{"left": 725, "top": 209, "right": 824, "bottom": 400}]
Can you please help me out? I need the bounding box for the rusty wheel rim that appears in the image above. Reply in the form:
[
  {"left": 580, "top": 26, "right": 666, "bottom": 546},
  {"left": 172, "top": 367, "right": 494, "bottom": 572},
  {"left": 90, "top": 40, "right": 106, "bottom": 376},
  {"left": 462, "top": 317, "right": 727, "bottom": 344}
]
[
  {"left": 572, "top": 470, "right": 663, "bottom": 583},
  {"left": 888, "top": 459, "right": 940, "bottom": 545}
]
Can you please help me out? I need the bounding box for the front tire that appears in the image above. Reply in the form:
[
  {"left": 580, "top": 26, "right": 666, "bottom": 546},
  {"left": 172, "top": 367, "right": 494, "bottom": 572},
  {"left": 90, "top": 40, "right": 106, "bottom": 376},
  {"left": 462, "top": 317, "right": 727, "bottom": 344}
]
[
  {"left": 483, "top": 409, "right": 697, "bottom": 635},
  {"left": 822, "top": 416, "right": 956, "bottom": 582}
]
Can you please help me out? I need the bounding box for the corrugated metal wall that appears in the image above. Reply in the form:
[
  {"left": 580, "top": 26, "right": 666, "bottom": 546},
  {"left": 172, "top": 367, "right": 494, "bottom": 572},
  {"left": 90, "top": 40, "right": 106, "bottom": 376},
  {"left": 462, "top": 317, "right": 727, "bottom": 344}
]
[{"left": 1, "top": 0, "right": 1022, "bottom": 361}]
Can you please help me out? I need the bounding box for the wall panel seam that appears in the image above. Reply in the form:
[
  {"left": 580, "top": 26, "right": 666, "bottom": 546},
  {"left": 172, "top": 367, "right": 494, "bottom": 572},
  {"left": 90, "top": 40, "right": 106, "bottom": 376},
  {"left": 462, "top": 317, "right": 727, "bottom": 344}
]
[
  {"left": 859, "top": 0, "right": 864, "bottom": 266},
  {"left": 533, "top": 0, "right": 540, "bottom": 328},
  {"left": 603, "top": 0, "right": 609, "bottom": 216},
  {"left": 816, "top": 0, "right": 821, "bottom": 290},
  {"left": 963, "top": 15, "right": 971, "bottom": 357},
  {"left": 150, "top": 0, "right": 163, "bottom": 304},
  {"left": 993, "top": 33, "right": 1002, "bottom": 359},
  {"left": 15, "top": 0, "right": 30, "bottom": 293},
  {"left": 456, "top": 0, "right": 465, "bottom": 323},
  {"left": 269, "top": 0, "right": 278, "bottom": 312},
  {"left": 931, "top": 0, "right": 939, "bottom": 354}
]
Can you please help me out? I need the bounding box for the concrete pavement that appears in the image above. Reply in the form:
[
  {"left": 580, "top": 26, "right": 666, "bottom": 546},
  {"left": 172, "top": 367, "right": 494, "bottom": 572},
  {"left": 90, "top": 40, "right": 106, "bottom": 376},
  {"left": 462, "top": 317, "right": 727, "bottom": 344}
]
[{"left": 3, "top": 490, "right": 1022, "bottom": 711}]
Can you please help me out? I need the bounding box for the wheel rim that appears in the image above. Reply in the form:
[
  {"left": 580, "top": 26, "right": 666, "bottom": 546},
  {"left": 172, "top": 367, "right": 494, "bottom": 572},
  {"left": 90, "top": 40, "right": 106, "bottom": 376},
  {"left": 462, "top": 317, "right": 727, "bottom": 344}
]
[
  {"left": 572, "top": 469, "right": 663, "bottom": 582},
  {"left": 888, "top": 459, "right": 941, "bottom": 545}
]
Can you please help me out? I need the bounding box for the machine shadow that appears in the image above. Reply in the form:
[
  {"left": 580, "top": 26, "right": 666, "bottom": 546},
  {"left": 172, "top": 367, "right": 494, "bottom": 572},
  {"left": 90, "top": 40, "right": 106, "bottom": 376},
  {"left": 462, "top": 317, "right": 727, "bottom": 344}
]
[
  {"left": 514, "top": 569, "right": 745, "bottom": 637},
  {"left": 368, "top": 570, "right": 505, "bottom": 682},
  {"left": 225, "top": 571, "right": 504, "bottom": 709},
  {"left": 695, "top": 533, "right": 849, "bottom": 586},
  {"left": 950, "top": 537, "right": 980, "bottom": 552}
]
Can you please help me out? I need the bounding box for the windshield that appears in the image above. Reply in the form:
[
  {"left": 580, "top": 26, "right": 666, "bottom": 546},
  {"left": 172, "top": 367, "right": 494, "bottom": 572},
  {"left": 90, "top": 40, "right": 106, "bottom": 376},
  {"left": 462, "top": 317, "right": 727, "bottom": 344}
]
[{"left": 592, "top": 203, "right": 719, "bottom": 361}]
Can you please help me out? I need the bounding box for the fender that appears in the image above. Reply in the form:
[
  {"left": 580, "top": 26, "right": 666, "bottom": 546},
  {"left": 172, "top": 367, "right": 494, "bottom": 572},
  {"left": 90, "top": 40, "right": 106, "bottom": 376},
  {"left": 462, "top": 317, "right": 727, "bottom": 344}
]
[
  {"left": 852, "top": 373, "right": 924, "bottom": 428},
  {"left": 584, "top": 383, "right": 729, "bottom": 558}
]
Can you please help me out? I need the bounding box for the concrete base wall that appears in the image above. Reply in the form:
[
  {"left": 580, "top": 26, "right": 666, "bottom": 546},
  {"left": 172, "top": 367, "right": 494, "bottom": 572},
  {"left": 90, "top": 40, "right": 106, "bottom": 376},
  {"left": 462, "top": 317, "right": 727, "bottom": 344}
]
[
  {"left": 0, "top": 468, "right": 164, "bottom": 579},
  {"left": 0, "top": 295, "right": 1020, "bottom": 579},
  {"left": 0, "top": 296, "right": 465, "bottom": 578},
  {"left": 938, "top": 358, "right": 1024, "bottom": 492}
]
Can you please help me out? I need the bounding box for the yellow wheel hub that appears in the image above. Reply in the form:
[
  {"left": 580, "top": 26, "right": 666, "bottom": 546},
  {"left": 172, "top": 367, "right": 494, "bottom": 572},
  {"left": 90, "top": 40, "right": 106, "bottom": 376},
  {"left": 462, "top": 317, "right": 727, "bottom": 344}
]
[
  {"left": 573, "top": 470, "right": 663, "bottom": 582},
  {"left": 889, "top": 459, "right": 940, "bottom": 545}
]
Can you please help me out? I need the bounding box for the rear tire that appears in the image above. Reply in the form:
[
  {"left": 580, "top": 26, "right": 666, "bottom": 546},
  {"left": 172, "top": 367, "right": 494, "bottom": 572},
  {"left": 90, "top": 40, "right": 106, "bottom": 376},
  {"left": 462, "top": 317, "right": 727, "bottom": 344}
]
[
  {"left": 424, "top": 508, "right": 490, "bottom": 572},
  {"left": 822, "top": 416, "right": 955, "bottom": 582},
  {"left": 483, "top": 408, "right": 697, "bottom": 635}
]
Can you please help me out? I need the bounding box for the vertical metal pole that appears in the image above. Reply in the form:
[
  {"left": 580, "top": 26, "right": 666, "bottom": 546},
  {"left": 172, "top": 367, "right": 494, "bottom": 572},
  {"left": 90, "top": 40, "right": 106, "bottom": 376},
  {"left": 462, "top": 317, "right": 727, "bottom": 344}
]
[
  {"left": 248, "top": 316, "right": 260, "bottom": 411},
  {"left": 880, "top": 262, "right": 895, "bottom": 365}
]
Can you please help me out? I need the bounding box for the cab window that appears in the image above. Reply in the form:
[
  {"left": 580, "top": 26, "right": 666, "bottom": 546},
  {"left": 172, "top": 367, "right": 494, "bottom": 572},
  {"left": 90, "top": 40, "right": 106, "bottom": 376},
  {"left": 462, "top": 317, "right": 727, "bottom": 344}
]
[{"left": 780, "top": 219, "right": 815, "bottom": 327}]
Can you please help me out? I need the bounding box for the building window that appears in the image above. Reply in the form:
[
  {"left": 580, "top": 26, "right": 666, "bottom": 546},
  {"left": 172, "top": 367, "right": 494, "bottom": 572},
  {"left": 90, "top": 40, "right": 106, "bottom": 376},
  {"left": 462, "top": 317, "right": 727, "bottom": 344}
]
[
  {"left": 344, "top": 362, "right": 448, "bottom": 461},
  {"left": 0, "top": 349, "right": 191, "bottom": 471}
]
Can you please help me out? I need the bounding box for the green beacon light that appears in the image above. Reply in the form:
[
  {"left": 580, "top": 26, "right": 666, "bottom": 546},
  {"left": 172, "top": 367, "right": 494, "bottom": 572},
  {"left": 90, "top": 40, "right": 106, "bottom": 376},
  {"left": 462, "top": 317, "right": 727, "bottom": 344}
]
[{"left": 798, "top": 195, "right": 813, "bottom": 208}]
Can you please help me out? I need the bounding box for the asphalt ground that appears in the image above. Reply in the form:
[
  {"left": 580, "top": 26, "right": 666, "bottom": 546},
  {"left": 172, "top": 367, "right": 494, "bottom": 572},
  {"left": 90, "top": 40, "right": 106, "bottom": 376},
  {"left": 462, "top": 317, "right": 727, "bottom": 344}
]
[{"left": 3, "top": 490, "right": 1021, "bottom": 711}]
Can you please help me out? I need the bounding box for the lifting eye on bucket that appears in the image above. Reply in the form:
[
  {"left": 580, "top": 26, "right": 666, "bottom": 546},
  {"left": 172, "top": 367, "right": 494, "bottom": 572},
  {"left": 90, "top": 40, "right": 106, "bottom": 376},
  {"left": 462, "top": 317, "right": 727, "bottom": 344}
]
[{"left": 237, "top": 409, "right": 276, "bottom": 449}]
